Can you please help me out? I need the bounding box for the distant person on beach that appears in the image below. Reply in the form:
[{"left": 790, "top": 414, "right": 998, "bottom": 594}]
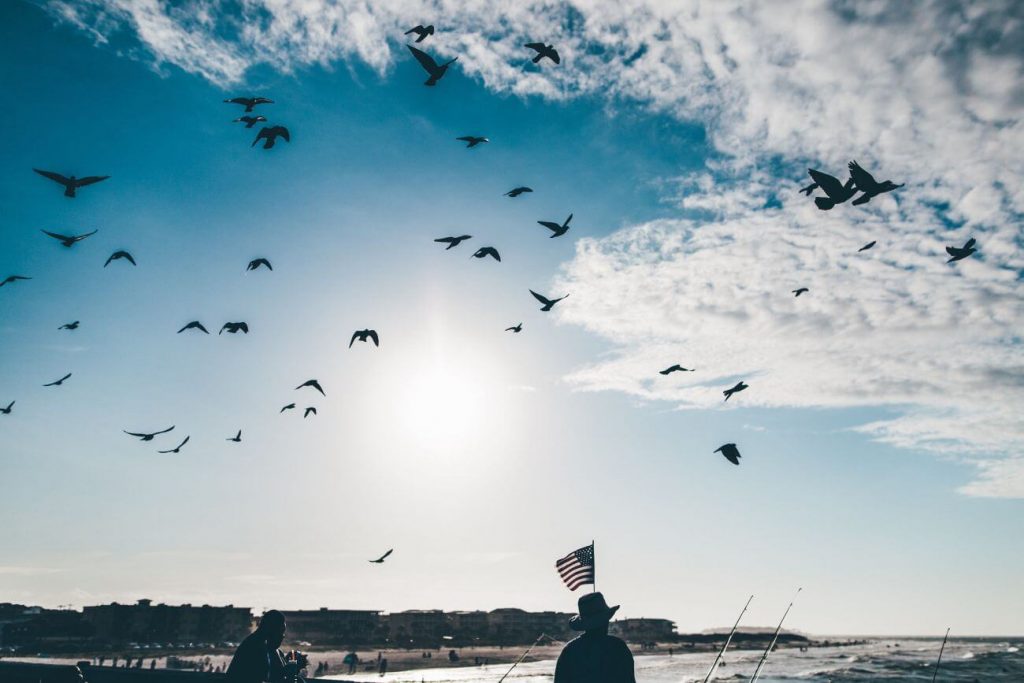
[
  {"left": 226, "top": 610, "right": 288, "bottom": 683},
  {"left": 554, "top": 592, "right": 635, "bottom": 683}
]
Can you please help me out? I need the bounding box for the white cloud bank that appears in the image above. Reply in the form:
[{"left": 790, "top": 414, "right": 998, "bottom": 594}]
[{"left": 44, "top": 0, "right": 1024, "bottom": 495}]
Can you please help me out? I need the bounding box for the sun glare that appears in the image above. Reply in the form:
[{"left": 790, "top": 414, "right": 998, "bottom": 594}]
[{"left": 393, "top": 363, "right": 490, "bottom": 454}]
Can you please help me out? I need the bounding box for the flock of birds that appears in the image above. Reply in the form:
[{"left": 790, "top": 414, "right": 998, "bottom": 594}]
[{"left": 3, "top": 27, "right": 982, "bottom": 487}]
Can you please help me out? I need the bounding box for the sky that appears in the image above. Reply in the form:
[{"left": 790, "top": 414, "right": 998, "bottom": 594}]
[{"left": 0, "top": 0, "right": 1022, "bottom": 636}]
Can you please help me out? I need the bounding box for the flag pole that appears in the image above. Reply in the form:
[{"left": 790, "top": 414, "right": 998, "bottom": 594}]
[
  {"left": 931, "top": 627, "right": 950, "bottom": 683},
  {"left": 748, "top": 588, "right": 801, "bottom": 683},
  {"left": 702, "top": 594, "right": 754, "bottom": 683},
  {"left": 592, "top": 540, "right": 596, "bottom": 593}
]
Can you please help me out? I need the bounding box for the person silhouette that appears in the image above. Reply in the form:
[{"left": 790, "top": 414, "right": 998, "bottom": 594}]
[
  {"left": 554, "top": 592, "right": 635, "bottom": 683},
  {"left": 226, "top": 610, "right": 288, "bottom": 683}
]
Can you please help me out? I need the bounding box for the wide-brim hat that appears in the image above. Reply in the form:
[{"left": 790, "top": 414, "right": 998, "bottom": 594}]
[{"left": 568, "top": 592, "right": 620, "bottom": 631}]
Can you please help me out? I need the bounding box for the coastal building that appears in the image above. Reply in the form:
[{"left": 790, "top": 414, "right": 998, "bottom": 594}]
[
  {"left": 610, "top": 617, "right": 678, "bottom": 643},
  {"left": 383, "top": 610, "right": 450, "bottom": 645},
  {"left": 82, "top": 600, "right": 252, "bottom": 646},
  {"left": 279, "top": 608, "right": 383, "bottom": 646},
  {"left": 486, "top": 608, "right": 574, "bottom": 643}
]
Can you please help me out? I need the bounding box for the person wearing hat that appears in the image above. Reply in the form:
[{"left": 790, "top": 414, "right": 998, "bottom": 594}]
[{"left": 554, "top": 592, "right": 636, "bottom": 682}]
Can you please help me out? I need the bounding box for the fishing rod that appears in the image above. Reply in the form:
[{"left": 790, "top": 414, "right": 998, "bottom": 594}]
[
  {"left": 497, "top": 632, "right": 558, "bottom": 683},
  {"left": 931, "top": 627, "right": 950, "bottom": 682},
  {"left": 748, "top": 587, "right": 801, "bottom": 683},
  {"left": 702, "top": 594, "right": 754, "bottom": 683}
]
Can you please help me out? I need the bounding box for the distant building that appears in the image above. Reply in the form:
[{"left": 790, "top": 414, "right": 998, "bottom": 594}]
[
  {"left": 610, "top": 618, "right": 677, "bottom": 643},
  {"left": 448, "top": 611, "right": 489, "bottom": 644},
  {"left": 383, "top": 610, "right": 450, "bottom": 646},
  {"left": 279, "top": 609, "right": 382, "bottom": 646},
  {"left": 0, "top": 604, "right": 92, "bottom": 649},
  {"left": 83, "top": 600, "right": 252, "bottom": 646},
  {"left": 487, "top": 609, "right": 574, "bottom": 644}
]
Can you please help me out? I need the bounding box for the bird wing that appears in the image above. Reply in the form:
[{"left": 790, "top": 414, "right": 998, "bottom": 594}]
[
  {"left": 434, "top": 237, "right": 455, "bottom": 243},
  {"left": 123, "top": 252, "right": 136, "bottom": 265},
  {"left": 226, "top": 97, "right": 250, "bottom": 105},
  {"left": 945, "top": 246, "right": 958, "bottom": 257},
  {"left": 549, "top": 49, "right": 561, "bottom": 64},
  {"left": 963, "top": 237, "right": 976, "bottom": 250},
  {"left": 153, "top": 426, "right": 175, "bottom": 436},
  {"left": 368, "top": 330, "right": 379, "bottom": 346},
  {"left": 34, "top": 169, "right": 70, "bottom": 185},
  {"left": 75, "top": 175, "right": 110, "bottom": 187},
  {"left": 195, "top": 322, "right": 209, "bottom": 333},
  {"left": 405, "top": 26, "right": 424, "bottom": 35},
  {"left": 41, "top": 230, "right": 71, "bottom": 241},
  {"left": 238, "top": 323, "right": 249, "bottom": 333},
  {"left": 456, "top": 136, "right": 475, "bottom": 142},
  {"left": 847, "top": 161, "right": 877, "bottom": 191},
  {"left": 537, "top": 221, "right": 561, "bottom": 232},
  {"left": 251, "top": 128, "right": 268, "bottom": 147},
  {"left": 807, "top": 169, "right": 845, "bottom": 198},
  {"left": 281, "top": 403, "right": 295, "bottom": 412},
  {"left": 407, "top": 45, "right": 440, "bottom": 72},
  {"left": 275, "top": 127, "right": 290, "bottom": 141},
  {"left": 75, "top": 229, "right": 99, "bottom": 241},
  {"left": 529, "top": 289, "right": 552, "bottom": 306},
  {"left": 488, "top": 248, "right": 500, "bottom": 261},
  {"left": 524, "top": 42, "right": 546, "bottom": 52},
  {"left": 253, "top": 98, "right": 274, "bottom": 105},
  {"left": 124, "top": 431, "right": 147, "bottom": 437}
]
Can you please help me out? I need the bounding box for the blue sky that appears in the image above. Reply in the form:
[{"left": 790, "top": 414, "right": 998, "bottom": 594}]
[{"left": 1, "top": 1, "right": 1022, "bottom": 636}]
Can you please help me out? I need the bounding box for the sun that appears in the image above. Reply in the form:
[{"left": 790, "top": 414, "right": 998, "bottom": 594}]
[{"left": 392, "top": 362, "right": 489, "bottom": 454}]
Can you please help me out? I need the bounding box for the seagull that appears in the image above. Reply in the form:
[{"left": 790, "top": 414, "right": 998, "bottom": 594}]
[
  {"left": 104, "top": 250, "right": 136, "bottom": 267},
  {"left": 252, "top": 126, "right": 290, "bottom": 149},
  {"left": 224, "top": 96, "right": 274, "bottom": 112},
  {"left": 1, "top": 401, "right": 14, "bottom": 415},
  {"left": 296, "top": 379, "right": 326, "bottom": 396},
  {"left": 41, "top": 229, "right": 98, "bottom": 247},
  {"left": 946, "top": 237, "right": 978, "bottom": 264},
  {"left": 280, "top": 403, "right": 296, "bottom": 413},
  {"left": 659, "top": 365, "right": 694, "bottom": 375},
  {"left": 538, "top": 213, "right": 572, "bottom": 238},
  {"left": 350, "top": 329, "right": 380, "bottom": 348},
  {"left": 506, "top": 323, "right": 523, "bottom": 333},
  {"left": 1, "top": 275, "right": 32, "bottom": 287},
  {"left": 178, "top": 321, "right": 209, "bottom": 334},
  {"left": 44, "top": 373, "right": 72, "bottom": 387},
  {"left": 471, "top": 247, "right": 501, "bottom": 262},
  {"left": 434, "top": 235, "right": 472, "bottom": 250},
  {"left": 792, "top": 288, "right": 809, "bottom": 297},
  {"left": 227, "top": 430, "right": 242, "bottom": 442},
  {"left": 247, "top": 258, "right": 273, "bottom": 271},
  {"left": 456, "top": 136, "right": 489, "bottom": 148},
  {"left": 714, "top": 443, "right": 742, "bottom": 466},
  {"left": 158, "top": 436, "right": 190, "bottom": 454},
  {"left": 58, "top": 321, "right": 80, "bottom": 330},
  {"left": 220, "top": 322, "right": 249, "bottom": 335},
  {"left": 525, "top": 42, "right": 560, "bottom": 64},
  {"left": 848, "top": 161, "right": 903, "bottom": 205},
  {"left": 407, "top": 45, "right": 458, "bottom": 86},
  {"left": 33, "top": 169, "right": 110, "bottom": 198},
  {"left": 858, "top": 241, "right": 876, "bottom": 252},
  {"left": 504, "top": 187, "right": 533, "bottom": 197},
  {"left": 404, "top": 25, "right": 434, "bottom": 42},
  {"left": 369, "top": 549, "right": 394, "bottom": 564},
  {"left": 233, "top": 115, "right": 267, "bottom": 128},
  {"left": 723, "top": 381, "right": 748, "bottom": 402},
  {"left": 530, "top": 289, "right": 569, "bottom": 311},
  {"left": 304, "top": 407, "right": 317, "bottom": 418},
  {"left": 802, "top": 169, "right": 857, "bottom": 210},
  {"left": 124, "top": 426, "right": 175, "bottom": 441}
]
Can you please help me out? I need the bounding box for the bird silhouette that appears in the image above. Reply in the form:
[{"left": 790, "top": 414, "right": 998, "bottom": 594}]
[
  {"left": 471, "top": 247, "right": 501, "bottom": 262},
  {"left": 178, "top": 321, "right": 210, "bottom": 334},
  {"left": 858, "top": 241, "right": 876, "bottom": 252},
  {"left": 504, "top": 187, "right": 533, "bottom": 197},
  {"left": 252, "top": 126, "right": 290, "bottom": 149},
  {"left": 304, "top": 407, "right": 317, "bottom": 418},
  {"left": 124, "top": 426, "right": 174, "bottom": 441},
  {"left": 946, "top": 237, "right": 977, "bottom": 263},
  {"left": 104, "top": 250, "right": 136, "bottom": 267},
  {"left": 350, "top": 329, "right": 380, "bottom": 347},
  {"left": 530, "top": 289, "right": 569, "bottom": 311},
  {"left": 158, "top": 436, "right": 190, "bottom": 454},
  {"left": 0, "top": 401, "right": 13, "bottom": 415},
  {"left": 296, "top": 379, "right": 326, "bottom": 396},
  {"left": 723, "top": 381, "right": 748, "bottom": 402},
  {"left": 525, "top": 42, "right": 560, "bottom": 64},
  {"left": 233, "top": 115, "right": 267, "bottom": 128},
  {"left": 227, "top": 430, "right": 242, "bottom": 442},
  {"left": 659, "top": 365, "right": 694, "bottom": 375},
  {"left": 220, "top": 322, "right": 249, "bottom": 335},
  {"left": 33, "top": 169, "right": 109, "bottom": 198},
  {"left": 41, "top": 229, "right": 98, "bottom": 247},
  {"left": 369, "top": 549, "right": 394, "bottom": 564},
  {"left": 1, "top": 275, "right": 32, "bottom": 287},
  {"left": 538, "top": 213, "right": 572, "bottom": 238},
  {"left": 247, "top": 258, "right": 273, "bottom": 271},
  {"left": 58, "top": 321, "right": 79, "bottom": 330},
  {"left": 456, "top": 136, "right": 489, "bottom": 148},
  {"left": 280, "top": 403, "right": 296, "bottom": 413},
  {"left": 715, "top": 443, "right": 742, "bottom": 466},
  {"left": 434, "top": 235, "right": 472, "bottom": 250},
  {"left": 803, "top": 169, "right": 857, "bottom": 210},
  {"left": 848, "top": 161, "right": 903, "bottom": 205},
  {"left": 792, "top": 288, "right": 809, "bottom": 297},
  {"left": 506, "top": 323, "right": 523, "bottom": 333},
  {"left": 224, "top": 96, "right": 274, "bottom": 112},
  {"left": 43, "top": 373, "right": 72, "bottom": 387},
  {"left": 404, "top": 25, "right": 434, "bottom": 42},
  {"left": 407, "top": 45, "right": 458, "bottom": 86}
]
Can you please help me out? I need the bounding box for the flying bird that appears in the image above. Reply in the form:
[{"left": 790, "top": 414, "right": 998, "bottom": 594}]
[
  {"left": 714, "top": 443, "right": 742, "bottom": 466},
  {"left": 723, "top": 381, "right": 748, "bottom": 402},
  {"left": 504, "top": 187, "right": 533, "bottom": 197},
  {"left": 224, "top": 96, "right": 274, "bottom": 112},
  {"left": 350, "top": 329, "right": 380, "bottom": 348},
  {"left": 404, "top": 25, "right": 434, "bottom": 42},
  {"left": 506, "top": 323, "right": 523, "bottom": 333},
  {"left": 33, "top": 169, "right": 109, "bottom": 198},
  {"left": 659, "top": 365, "right": 694, "bottom": 375},
  {"left": 1, "top": 275, "right": 31, "bottom": 287},
  {"left": 58, "top": 321, "right": 80, "bottom": 330},
  {"left": 407, "top": 45, "right": 458, "bottom": 86},
  {"left": 471, "top": 247, "right": 501, "bottom": 261},
  {"left": 946, "top": 237, "right": 978, "bottom": 264},
  {"left": 252, "top": 126, "right": 290, "bottom": 149},
  {"left": 802, "top": 169, "right": 857, "bottom": 210},
  {"left": 178, "top": 321, "right": 209, "bottom": 334},
  {"left": 369, "top": 549, "right": 394, "bottom": 564},
  {"left": 41, "top": 229, "right": 98, "bottom": 247},
  {"left": 456, "top": 136, "right": 489, "bottom": 148},
  {"left": 537, "top": 213, "right": 572, "bottom": 238},
  {"left": 848, "top": 161, "right": 903, "bottom": 205},
  {"left": 296, "top": 379, "right": 326, "bottom": 396},
  {"left": 434, "top": 235, "right": 472, "bottom": 249},
  {"left": 858, "top": 241, "right": 876, "bottom": 252},
  {"left": 304, "top": 407, "right": 317, "bottom": 418},
  {"left": 280, "top": 403, "right": 296, "bottom": 413},
  {"left": 220, "top": 322, "right": 249, "bottom": 335},
  {"left": 1, "top": 401, "right": 14, "bottom": 415},
  {"left": 525, "top": 42, "right": 560, "bottom": 64},
  {"left": 227, "top": 430, "right": 242, "bottom": 442},
  {"left": 530, "top": 289, "right": 569, "bottom": 311},
  {"left": 104, "top": 250, "right": 136, "bottom": 267},
  {"left": 247, "top": 258, "right": 273, "bottom": 271},
  {"left": 43, "top": 373, "right": 72, "bottom": 387},
  {"left": 792, "top": 288, "right": 809, "bottom": 297},
  {"left": 233, "top": 115, "right": 267, "bottom": 128},
  {"left": 158, "top": 436, "right": 190, "bottom": 454},
  {"left": 124, "top": 426, "right": 175, "bottom": 441}
]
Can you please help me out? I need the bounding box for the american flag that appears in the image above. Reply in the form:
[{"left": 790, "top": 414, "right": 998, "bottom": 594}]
[{"left": 555, "top": 543, "right": 595, "bottom": 591}]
